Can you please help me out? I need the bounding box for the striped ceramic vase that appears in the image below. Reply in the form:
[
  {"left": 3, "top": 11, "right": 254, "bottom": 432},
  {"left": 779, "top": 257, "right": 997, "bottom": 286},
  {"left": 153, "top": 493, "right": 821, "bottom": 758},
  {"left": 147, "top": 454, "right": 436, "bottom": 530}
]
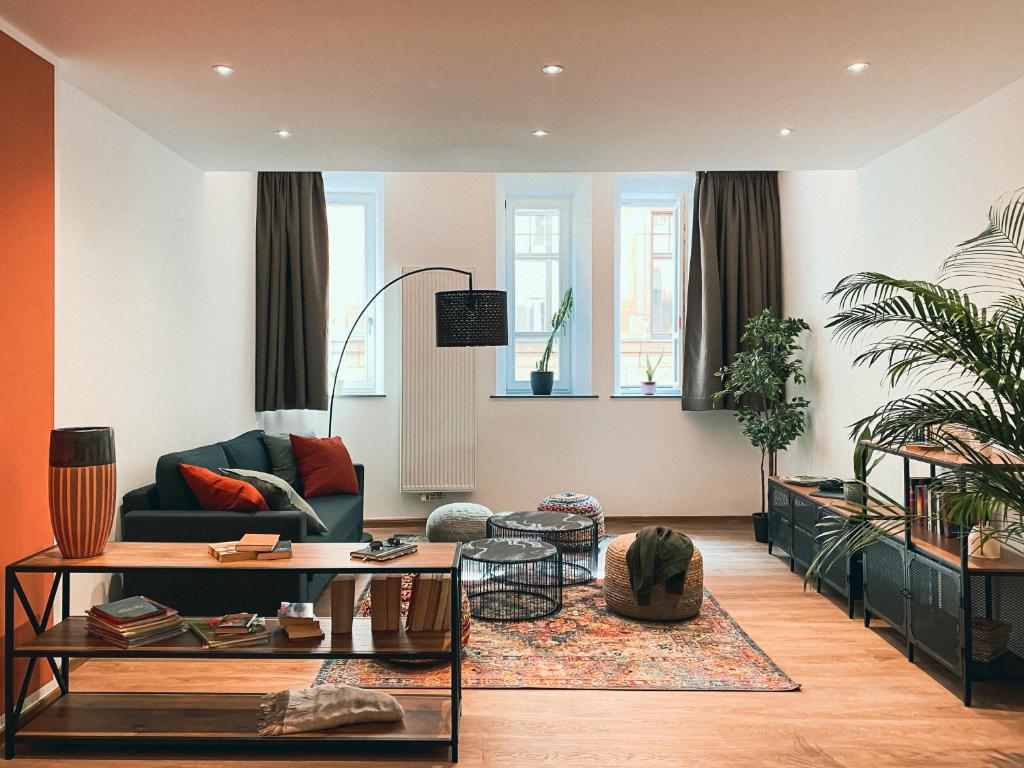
[{"left": 48, "top": 427, "right": 116, "bottom": 559}]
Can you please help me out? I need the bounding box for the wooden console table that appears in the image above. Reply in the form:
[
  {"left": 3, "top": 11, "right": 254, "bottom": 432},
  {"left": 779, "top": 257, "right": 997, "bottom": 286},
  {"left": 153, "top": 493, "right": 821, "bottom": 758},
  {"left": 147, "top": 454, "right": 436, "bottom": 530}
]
[{"left": 4, "top": 542, "right": 463, "bottom": 761}]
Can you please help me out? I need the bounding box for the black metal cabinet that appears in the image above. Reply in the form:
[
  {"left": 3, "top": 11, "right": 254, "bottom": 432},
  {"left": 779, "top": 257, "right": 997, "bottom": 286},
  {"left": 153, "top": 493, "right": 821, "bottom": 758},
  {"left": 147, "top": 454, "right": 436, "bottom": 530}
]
[{"left": 862, "top": 536, "right": 907, "bottom": 634}]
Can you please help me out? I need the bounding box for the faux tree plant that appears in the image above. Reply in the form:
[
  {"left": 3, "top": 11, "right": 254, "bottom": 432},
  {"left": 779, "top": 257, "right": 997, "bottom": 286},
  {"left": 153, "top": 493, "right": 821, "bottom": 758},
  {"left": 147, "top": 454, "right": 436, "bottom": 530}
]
[
  {"left": 530, "top": 287, "right": 574, "bottom": 395},
  {"left": 714, "top": 309, "right": 811, "bottom": 515},
  {"left": 811, "top": 188, "right": 1024, "bottom": 574}
]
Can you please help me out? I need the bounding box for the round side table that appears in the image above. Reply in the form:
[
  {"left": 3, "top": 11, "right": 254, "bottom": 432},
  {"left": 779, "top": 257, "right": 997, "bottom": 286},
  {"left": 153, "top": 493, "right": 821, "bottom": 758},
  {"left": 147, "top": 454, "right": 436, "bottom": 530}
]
[
  {"left": 487, "top": 510, "right": 598, "bottom": 586},
  {"left": 461, "top": 538, "right": 562, "bottom": 621}
]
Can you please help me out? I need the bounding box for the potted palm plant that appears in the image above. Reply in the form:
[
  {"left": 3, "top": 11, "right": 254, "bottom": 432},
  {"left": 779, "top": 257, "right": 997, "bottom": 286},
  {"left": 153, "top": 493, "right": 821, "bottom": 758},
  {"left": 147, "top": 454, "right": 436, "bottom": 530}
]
[
  {"left": 811, "top": 187, "right": 1024, "bottom": 576},
  {"left": 640, "top": 353, "right": 663, "bottom": 395},
  {"left": 715, "top": 308, "right": 811, "bottom": 542},
  {"left": 531, "top": 287, "right": 573, "bottom": 396}
]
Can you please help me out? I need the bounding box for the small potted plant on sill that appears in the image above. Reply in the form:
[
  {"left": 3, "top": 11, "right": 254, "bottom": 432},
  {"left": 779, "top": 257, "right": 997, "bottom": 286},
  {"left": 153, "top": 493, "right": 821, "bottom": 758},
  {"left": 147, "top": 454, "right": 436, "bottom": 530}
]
[
  {"left": 531, "top": 287, "right": 573, "bottom": 396},
  {"left": 640, "top": 353, "right": 663, "bottom": 395}
]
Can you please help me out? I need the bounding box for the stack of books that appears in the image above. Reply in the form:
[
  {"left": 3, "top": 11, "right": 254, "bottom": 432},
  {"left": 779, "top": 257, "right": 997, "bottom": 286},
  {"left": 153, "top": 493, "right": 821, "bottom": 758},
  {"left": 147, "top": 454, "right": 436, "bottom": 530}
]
[
  {"left": 369, "top": 575, "right": 404, "bottom": 631},
  {"left": 405, "top": 574, "right": 453, "bottom": 633},
  {"left": 187, "top": 612, "right": 269, "bottom": 649},
  {"left": 277, "top": 602, "right": 324, "bottom": 640},
  {"left": 86, "top": 596, "right": 187, "bottom": 648},
  {"left": 209, "top": 534, "right": 292, "bottom": 562}
]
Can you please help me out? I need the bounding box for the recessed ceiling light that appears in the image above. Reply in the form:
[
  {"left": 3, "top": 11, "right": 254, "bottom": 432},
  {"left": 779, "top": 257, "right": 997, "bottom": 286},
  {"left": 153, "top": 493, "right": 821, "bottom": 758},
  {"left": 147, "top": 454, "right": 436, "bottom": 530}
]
[
  {"left": 275, "top": 129, "right": 291, "bottom": 138},
  {"left": 779, "top": 128, "right": 793, "bottom": 137},
  {"left": 211, "top": 64, "right": 234, "bottom": 76},
  {"left": 531, "top": 129, "right": 549, "bottom": 137},
  {"left": 846, "top": 61, "right": 870, "bottom": 73},
  {"left": 541, "top": 64, "right": 564, "bottom": 75}
]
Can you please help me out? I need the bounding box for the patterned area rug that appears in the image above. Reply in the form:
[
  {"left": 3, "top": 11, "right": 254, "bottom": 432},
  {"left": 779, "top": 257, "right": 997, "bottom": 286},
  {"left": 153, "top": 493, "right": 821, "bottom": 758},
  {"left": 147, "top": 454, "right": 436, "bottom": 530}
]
[{"left": 316, "top": 579, "right": 798, "bottom": 692}]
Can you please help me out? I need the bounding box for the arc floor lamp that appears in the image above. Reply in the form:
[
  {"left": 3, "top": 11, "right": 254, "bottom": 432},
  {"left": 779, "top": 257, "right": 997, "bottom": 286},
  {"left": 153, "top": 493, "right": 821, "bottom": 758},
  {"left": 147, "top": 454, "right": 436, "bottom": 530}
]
[{"left": 327, "top": 267, "right": 508, "bottom": 436}]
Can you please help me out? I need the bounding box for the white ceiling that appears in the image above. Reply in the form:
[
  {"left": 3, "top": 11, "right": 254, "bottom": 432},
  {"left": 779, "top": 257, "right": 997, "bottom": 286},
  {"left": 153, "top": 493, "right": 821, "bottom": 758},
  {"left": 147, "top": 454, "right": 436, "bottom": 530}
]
[{"left": 3, "top": 0, "right": 1024, "bottom": 172}]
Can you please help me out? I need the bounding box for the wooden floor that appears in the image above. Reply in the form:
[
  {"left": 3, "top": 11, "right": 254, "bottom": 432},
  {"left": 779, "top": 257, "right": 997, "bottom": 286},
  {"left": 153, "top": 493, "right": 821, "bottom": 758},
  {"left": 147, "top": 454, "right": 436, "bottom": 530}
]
[{"left": 9, "top": 518, "right": 1024, "bottom": 767}]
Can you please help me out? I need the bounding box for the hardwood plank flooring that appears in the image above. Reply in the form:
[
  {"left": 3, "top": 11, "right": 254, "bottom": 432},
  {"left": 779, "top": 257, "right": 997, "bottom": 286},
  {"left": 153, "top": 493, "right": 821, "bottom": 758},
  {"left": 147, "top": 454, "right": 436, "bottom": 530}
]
[{"left": 9, "top": 518, "right": 1024, "bottom": 767}]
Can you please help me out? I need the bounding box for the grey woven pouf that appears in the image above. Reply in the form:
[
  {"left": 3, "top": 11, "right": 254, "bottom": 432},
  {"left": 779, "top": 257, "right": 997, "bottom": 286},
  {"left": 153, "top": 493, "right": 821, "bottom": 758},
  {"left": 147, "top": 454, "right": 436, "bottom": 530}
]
[{"left": 426, "top": 503, "right": 493, "bottom": 543}]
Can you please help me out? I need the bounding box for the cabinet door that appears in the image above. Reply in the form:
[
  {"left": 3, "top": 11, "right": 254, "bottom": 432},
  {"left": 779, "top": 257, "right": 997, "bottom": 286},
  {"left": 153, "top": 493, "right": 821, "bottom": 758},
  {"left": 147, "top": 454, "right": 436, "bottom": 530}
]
[
  {"left": 792, "top": 495, "right": 818, "bottom": 533},
  {"left": 908, "top": 553, "right": 962, "bottom": 672},
  {"left": 792, "top": 525, "right": 815, "bottom": 569},
  {"left": 768, "top": 485, "right": 792, "bottom": 556},
  {"left": 817, "top": 515, "right": 851, "bottom": 597},
  {"left": 863, "top": 536, "right": 907, "bottom": 634}
]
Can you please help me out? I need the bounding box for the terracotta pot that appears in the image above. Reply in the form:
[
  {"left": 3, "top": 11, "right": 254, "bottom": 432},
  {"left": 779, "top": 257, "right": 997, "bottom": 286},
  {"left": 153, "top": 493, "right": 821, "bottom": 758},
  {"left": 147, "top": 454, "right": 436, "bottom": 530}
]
[
  {"left": 640, "top": 381, "right": 657, "bottom": 395},
  {"left": 48, "top": 427, "right": 116, "bottom": 559}
]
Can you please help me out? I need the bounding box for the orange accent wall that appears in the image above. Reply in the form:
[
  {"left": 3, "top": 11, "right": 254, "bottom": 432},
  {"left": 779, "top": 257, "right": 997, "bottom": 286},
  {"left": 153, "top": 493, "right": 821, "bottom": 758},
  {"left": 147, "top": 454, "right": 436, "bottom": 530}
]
[{"left": 0, "top": 30, "right": 55, "bottom": 703}]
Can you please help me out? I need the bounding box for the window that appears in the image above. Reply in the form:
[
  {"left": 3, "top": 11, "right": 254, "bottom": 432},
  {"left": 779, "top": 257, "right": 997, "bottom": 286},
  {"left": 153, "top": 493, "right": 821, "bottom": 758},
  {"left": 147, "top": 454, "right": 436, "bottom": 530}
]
[
  {"left": 615, "top": 188, "right": 687, "bottom": 394},
  {"left": 504, "top": 198, "right": 573, "bottom": 393},
  {"left": 326, "top": 188, "right": 380, "bottom": 395}
]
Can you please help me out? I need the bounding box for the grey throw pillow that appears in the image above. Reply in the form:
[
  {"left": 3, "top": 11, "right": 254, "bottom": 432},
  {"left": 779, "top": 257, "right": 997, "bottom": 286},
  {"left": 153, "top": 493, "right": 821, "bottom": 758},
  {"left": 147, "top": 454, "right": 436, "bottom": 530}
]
[
  {"left": 261, "top": 432, "right": 308, "bottom": 490},
  {"left": 220, "top": 468, "right": 291, "bottom": 510},
  {"left": 220, "top": 468, "right": 328, "bottom": 534}
]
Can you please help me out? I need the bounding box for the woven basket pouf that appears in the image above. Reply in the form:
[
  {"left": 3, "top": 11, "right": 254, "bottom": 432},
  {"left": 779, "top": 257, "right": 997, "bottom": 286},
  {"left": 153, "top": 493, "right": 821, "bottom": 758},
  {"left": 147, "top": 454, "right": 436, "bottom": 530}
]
[
  {"left": 426, "top": 503, "right": 493, "bottom": 543},
  {"left": 537, "top": 492, "right": 604, "bottom": 539},
  {"left": 603, "top": 532, "right": 703, "bottom": 621}
]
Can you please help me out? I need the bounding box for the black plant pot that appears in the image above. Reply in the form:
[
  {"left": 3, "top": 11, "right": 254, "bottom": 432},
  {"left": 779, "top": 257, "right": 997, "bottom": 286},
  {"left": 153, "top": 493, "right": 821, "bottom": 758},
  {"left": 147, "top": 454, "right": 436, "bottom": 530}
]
[
  {"left": 752, "top": 512, "right": 769, "bottom": 544},
  {"left": 530, "top": 371, "right": 554, "bottom": 396}
]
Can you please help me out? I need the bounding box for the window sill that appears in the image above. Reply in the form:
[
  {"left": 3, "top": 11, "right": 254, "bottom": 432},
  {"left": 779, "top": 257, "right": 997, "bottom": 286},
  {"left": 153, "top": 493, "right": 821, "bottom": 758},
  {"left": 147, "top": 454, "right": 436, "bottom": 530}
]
[
  {"left": 611, "top": 393, "right": 680, "bottom": 399},
  {"left": 490, "top": 394, "right": 599, "bottom": 399},
  {"left": 333, "top": 393, "right": 387, "bottom": 398}
]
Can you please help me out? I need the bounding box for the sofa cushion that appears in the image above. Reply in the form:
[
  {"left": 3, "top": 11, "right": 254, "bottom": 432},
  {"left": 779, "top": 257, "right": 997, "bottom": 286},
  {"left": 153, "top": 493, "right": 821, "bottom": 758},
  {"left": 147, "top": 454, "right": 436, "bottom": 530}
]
[
  {"left": 290, "top": 435, "right": 359, "bottom": 497},
  {"left": 156, "top": 443, "right": 230, "bottom": 510},
  {"left": 179, "top": 463, "right": 269, "bottom": 512},
  {"left": 221, "top": 468, "right": 328, "bottom": 533},
  {"left": 262, "top": 433, "right": 303, "bottom": 491},
  {"left": 305, "top": 494, "right": 363, "bottom": 543},
  {"left": 220, "top": 430, "right": 272, "bottom": 474}
]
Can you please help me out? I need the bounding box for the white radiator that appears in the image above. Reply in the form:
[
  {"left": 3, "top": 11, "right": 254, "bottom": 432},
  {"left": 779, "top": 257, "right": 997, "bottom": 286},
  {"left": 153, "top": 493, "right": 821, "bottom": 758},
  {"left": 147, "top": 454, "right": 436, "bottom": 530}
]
[{"left": 400, "top": 268, "right": 476, "bottom": 492}]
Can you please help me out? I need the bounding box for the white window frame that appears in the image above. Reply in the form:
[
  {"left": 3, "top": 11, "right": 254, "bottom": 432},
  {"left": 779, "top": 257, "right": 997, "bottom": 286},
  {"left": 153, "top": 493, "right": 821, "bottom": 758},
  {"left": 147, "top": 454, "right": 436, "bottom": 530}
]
[
  {"left": 326, "top": 186, "right": 382, "bottom": 396},
  {"left": 503, "top": 197, "right": 574, "bottom": 394},
  {"left": 614, "top": 194, "right": 685, "bottom": 396}
]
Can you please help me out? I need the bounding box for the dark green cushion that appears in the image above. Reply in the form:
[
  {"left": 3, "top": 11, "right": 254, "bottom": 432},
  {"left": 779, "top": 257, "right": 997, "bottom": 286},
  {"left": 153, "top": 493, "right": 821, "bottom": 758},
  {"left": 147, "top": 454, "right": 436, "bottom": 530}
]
[
  {"left": 220, "top": 430, "right": 272, "bottom": 473},
  {"left": 261, "top": 433, "right": 300, "bottom": 489},
  {"left": 305, "top": 494, "right": 363, "bottom": 543}
]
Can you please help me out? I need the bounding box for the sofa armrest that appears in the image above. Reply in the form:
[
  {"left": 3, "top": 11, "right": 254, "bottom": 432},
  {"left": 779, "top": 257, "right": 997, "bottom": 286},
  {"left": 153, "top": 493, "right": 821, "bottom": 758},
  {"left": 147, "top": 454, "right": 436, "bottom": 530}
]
[
  {"left": 354, "top": 463, "right": 365, "bottom": 496},
  {"left": 122, "top": 484, "right": 160, "bottom": 514},
  {"left": 122, "top": 508, "right": 308, "bottom": 544}
]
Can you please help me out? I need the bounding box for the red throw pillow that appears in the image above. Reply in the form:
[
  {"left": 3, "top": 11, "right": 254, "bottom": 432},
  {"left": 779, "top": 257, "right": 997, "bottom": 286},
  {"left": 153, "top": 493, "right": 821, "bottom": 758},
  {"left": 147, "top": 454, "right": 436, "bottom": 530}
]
[
  {"left": 179, "top": 463, "right": 269, "bottom": 512},
  {"left": 289, "top": 434, "right": 359, "bottom": 497}
]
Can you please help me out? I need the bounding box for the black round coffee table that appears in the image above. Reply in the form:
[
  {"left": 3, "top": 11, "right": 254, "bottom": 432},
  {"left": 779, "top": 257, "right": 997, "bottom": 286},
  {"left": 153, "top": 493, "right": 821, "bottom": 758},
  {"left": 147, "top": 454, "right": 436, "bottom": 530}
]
[
  {"left": 461, "top": 538, "right": 562, "bottom": 621},
  {"left": 486, "top": 510, "right": 599, "bottom": 586}
]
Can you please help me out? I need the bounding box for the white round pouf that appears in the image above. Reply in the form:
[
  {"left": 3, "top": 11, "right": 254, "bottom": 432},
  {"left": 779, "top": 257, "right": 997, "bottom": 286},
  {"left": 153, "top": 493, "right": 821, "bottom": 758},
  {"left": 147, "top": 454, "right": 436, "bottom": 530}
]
[{"left": 426, "top": 503, "right": 494, "bottom": 543}]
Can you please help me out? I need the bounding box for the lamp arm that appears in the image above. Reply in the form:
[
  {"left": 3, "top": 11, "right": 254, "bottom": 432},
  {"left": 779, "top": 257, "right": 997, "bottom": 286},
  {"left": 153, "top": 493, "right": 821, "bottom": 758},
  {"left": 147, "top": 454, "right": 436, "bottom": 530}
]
[{"left": 327, "top": 266, "right": 473, "bottom": 436}]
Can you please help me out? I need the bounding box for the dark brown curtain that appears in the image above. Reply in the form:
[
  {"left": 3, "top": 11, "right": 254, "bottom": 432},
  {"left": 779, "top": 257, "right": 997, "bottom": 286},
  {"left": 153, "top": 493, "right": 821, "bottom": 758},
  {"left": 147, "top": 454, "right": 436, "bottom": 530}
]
[
  {"left": 255, "top": 172, "right": 329, "bottom": 411},
  {"left": 681, "top": 171, "right": 781, "bottom": 411}
]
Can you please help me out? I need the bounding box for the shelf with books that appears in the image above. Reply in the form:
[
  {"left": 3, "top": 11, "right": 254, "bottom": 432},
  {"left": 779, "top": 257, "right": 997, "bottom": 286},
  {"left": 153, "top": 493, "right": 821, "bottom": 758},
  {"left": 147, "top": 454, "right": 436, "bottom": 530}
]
[
  {"left": 15, "top": 616, "right": 452, "bottom": 659},
  {"left": 4, "top": 541, "right": 464, "bottom": 762}
]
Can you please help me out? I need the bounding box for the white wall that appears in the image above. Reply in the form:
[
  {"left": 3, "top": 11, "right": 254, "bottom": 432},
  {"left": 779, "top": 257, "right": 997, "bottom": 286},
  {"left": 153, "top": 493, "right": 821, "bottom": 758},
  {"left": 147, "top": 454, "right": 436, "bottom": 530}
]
[
  {"left": 55, "top": 80, "right": 256, "bottom": 610},
  {"left": 262, "top": 172, "right": 762, "bottom": 521},
  {"left": 780, "top": 75, "right": 1024, "bottom": 496}
]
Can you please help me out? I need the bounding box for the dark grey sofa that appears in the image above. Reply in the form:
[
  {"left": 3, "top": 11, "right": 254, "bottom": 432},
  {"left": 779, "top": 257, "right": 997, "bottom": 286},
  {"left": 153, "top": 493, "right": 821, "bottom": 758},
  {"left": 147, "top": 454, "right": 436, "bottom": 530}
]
[{"left": 120, "top": 429, "right": 364, "bottom": 616}]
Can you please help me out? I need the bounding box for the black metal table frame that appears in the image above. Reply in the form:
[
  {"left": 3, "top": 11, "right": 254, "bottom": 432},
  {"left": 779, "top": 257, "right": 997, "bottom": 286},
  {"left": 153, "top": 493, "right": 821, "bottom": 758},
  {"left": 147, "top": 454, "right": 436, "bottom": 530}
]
[
  {"left": 3, "top": 546, "right": 463, "bottom": 761},
  {"left": 485, "top": 513, "right": 599, "bottom": 586}
]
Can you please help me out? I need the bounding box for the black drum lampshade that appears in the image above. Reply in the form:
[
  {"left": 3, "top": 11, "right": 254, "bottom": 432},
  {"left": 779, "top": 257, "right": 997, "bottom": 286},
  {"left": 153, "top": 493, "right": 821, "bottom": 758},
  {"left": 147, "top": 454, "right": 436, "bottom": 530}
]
[{"left": 435, "top": 289, "right": 508, "bottom": 347}]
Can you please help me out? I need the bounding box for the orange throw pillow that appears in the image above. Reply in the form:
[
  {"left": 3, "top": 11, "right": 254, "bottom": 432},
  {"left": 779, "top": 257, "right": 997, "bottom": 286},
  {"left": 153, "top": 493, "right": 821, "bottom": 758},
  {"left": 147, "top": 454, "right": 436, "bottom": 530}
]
[
  {"left": 289, "top": 434, "right": 359, "bottom": 497},
  {"left": 179, "top": 463, "right": 269, "bottom": 512}
]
